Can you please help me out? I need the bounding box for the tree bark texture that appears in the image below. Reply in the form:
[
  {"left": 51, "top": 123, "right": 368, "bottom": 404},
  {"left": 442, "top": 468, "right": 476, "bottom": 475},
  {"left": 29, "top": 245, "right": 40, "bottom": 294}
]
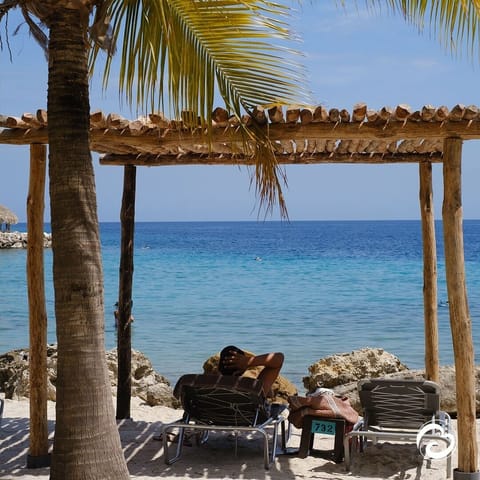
[
  {"left": 419, "top": 161, "right": 439, "bottom": 383},
  {"left": 442, "top": 137, "right": 478, "bottom": 474},
  {"left": 46, "top": 7, "right": 130, "bottom": 479},
  {"left": 116, "top": 165, "right": 136, "bottom": 419},
  {"left": 27, "top": 143, "right": 50, "bottom": 467}
]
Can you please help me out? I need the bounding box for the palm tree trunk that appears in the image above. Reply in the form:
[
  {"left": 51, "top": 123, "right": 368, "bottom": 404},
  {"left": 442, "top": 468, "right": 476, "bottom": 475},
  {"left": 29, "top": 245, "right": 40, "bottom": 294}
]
[{"left": 47, "top": 7, "right": 129, "bottom": 479}]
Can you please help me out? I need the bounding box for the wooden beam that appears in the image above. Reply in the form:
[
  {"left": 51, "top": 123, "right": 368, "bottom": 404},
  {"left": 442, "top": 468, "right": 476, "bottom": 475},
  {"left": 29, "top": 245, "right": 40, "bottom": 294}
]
[
  {"left": 0, "top": 128, "right": 48, "bottom": 144},
  {"left": 64, "top": 119, "right": 480, "bottom": 146},
  {"left": 26, "top": 144, "right": 50, "bottom": 468},
  {"left": 116, "top": 165, "right": 136, "bottom": 420},
  {"left": 442, "top": 137, "right": 478, "bottom": 474},
  {"left": 3, "top": 119, "right": 480, "bottom": 153},
  {"left": 99, "top": 152, "right": 444, "bottom": 167},
  {"left": 0, "top": 122, "right": 445, "bottom": 165},
  {"left": 419, "top": 161, "right": 439, "bottom": 383}
]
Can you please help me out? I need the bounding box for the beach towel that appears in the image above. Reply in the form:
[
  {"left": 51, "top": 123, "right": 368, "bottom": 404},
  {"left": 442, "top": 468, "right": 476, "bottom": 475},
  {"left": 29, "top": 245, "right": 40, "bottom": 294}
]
[{"left": 288, "top": 392, "right": 359, "bottom": 428}]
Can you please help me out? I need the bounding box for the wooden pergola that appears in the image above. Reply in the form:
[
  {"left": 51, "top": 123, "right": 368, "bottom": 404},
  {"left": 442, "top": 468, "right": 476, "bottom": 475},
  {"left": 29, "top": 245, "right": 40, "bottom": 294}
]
[{"left": 0, "top": 102, "right": 478, "bottom": 476}]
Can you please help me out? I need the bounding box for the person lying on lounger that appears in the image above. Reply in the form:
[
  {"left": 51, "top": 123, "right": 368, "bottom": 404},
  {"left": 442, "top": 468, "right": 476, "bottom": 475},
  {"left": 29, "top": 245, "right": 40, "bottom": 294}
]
[{"left": 218, "top": 345, "right": 284, "bottom": 396}]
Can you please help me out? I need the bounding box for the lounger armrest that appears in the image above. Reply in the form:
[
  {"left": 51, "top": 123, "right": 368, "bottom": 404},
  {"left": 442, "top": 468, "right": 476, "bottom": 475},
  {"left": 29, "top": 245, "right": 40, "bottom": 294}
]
[
  {"left": 269, "top": 403, "right": 289, "bottom": 421},
  {"left": 351, "top": 416, "right": 364, "bottom": 431},
  {"left": 438, "top": 411, "right": 453, "bottom": 432}
]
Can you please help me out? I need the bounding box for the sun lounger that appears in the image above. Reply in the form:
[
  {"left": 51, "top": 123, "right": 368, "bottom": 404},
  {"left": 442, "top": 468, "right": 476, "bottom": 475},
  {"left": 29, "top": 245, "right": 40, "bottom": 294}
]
[
  {"left": 344, "top": 378, "right": 456, "bottom": 477},
  {"left": 162, "top": 374, "right": 289, "bottom": 469}
]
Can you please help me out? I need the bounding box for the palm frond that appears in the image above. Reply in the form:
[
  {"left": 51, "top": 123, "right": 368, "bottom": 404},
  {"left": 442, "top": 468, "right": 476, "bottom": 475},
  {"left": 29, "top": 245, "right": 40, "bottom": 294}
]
[
  {"left": 0, "top": 1, "right": 48, "bottom": 57},
  {"left": 364, "top": 0, "right": 480, "bottom": 58},
  {"left": 0, "top": 1, "right": 19, "bottom": 57},
  {"left": 89, "top": 0, "right": 116, "bottom": 55},
  {"left": 20, "top": 5, "right": 47, "bottom": 55},
  {"left": 93, "top": 0, "right": 311, "bottom": 217},
  {"left": 0, "top": 0, "right": 18, "bottom": 13},
  {"left": 102, "top": 0, "right": 310, "bottom": 115}
]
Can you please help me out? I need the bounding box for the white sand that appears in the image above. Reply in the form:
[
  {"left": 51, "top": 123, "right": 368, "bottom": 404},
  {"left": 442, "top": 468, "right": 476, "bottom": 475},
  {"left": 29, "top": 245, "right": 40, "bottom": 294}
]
[{"left": 0, "top": 393, "right": 463, "bottom": 479}]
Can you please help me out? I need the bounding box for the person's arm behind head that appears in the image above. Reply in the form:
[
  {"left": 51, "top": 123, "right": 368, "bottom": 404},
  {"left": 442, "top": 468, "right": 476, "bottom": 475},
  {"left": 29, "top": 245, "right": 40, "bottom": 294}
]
[{"left": 228, "top": 350, "right": 284, "bottom": 395}]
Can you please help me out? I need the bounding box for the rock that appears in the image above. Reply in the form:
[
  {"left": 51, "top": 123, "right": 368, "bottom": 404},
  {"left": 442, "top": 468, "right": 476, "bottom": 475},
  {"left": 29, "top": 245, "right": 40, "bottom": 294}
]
[
  {"left": 0, "top": 345, "right": 178, "bottom": 408},
  {"left": 105, "top": 348, "right": 179, "bottom": 408},
  {"left": 203, "top": 350, "right": 298, "bottom": 404},
  {"left": 0, "top": 231, "right": 52, "bottom": 249},
  {"left": 146, "top": 383, "right": 179, "bottom": 408},
  {"left": 0, "top": 348, "right": 57, "bottom": 401},
  {"left": 303, "top": 347, "right": 408, "bottom": 392}
]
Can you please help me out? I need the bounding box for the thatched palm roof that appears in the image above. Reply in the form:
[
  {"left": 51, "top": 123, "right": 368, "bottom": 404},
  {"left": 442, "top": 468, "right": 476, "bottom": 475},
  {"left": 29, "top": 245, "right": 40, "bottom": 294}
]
[{"left": 0, "top": 205, "right": 18, "bottom": 225}]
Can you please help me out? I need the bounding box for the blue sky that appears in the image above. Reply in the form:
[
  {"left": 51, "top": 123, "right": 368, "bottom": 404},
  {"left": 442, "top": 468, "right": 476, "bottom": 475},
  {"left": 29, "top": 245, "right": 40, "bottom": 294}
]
[{"left": 1, "top": 2, "right": 480, "bottom": 222}]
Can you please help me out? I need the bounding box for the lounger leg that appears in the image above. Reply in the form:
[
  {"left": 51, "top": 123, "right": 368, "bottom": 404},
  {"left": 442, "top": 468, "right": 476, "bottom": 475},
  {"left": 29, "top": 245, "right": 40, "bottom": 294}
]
[
  {"left": 271, "top": 423, "right": 279, "bottom": 462},
  {"left": 344, "top": 435, "right": 351, "bottom": 470},
  {"left": 298, "top": 417, "right": 311, "bottom": 459},
  {"left": 332, "top": 420, "right": 346, "bottom": 463},
  {"left": 279, "top": 419, "right": 291, "bottom": 451},
  {"left": 195, "top": 429, "right": 209, "bottom": 445},
  {"left": 256, "top": 428, "right": 270, "bottom": 470},
  {"left": 164, "top": 425, "right": 186, "bottom": 465}
]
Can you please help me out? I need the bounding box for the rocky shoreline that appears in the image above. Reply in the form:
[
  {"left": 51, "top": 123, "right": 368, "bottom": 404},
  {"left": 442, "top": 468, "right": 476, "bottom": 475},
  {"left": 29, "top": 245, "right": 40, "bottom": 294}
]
[
  {"left": 0, "top": 231, "right": 52, "bottom": 248},
  {"left": 0, "top": 345, "right": 477, "bottom": 416},
  {"left": 0, "top": 346, "right": 179, "bottom": 408}
]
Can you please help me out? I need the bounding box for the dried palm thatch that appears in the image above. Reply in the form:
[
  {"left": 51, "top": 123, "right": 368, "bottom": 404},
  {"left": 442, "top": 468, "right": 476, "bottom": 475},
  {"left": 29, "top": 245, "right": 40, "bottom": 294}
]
[{"left": 0, "top": 205, "right": 18, "bottom": 226}]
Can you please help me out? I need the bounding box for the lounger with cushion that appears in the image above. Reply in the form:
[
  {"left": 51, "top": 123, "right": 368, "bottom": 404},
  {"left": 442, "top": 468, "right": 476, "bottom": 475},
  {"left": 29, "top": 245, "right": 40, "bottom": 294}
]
[{"left": 162, "top": 374, "right": 289, "bottom": 469}]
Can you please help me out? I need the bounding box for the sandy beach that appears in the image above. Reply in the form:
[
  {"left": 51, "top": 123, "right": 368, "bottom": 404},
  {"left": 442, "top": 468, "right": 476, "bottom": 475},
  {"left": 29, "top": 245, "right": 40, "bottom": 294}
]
[{"left": 0, "top": 393, "right": 463, "bottom": 480}]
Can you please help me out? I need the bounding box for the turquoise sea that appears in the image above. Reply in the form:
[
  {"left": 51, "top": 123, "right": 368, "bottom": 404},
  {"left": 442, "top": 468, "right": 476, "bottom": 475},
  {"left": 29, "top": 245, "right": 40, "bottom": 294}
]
[{"left": 1, "top": 220, "right": 480, "bottom": 390}]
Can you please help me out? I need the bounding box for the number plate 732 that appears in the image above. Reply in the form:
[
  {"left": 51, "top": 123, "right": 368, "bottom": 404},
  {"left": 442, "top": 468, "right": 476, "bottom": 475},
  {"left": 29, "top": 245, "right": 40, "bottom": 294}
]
[{"left": 311, "top": 419, "right": 336, "bottom": 435}]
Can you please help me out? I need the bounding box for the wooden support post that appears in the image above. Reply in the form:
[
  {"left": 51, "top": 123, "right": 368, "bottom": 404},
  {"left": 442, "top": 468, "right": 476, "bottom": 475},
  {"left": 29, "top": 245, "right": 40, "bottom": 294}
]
[
  {"left": 419, "top": 161, "right": 439, "bottom": 382},
  {"left": 27, "top": 144, "right": 50, "bottom": 468},
  {"left": 116, "top": 165, "right": 136, "bottom": 419},
  {"left": 442, "top": 137, "right": 478, "bottom": 475}
]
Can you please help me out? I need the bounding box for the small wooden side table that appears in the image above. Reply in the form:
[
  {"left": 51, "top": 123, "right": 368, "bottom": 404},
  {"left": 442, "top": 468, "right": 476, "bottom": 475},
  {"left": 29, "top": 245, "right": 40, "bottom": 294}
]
[{"left": 298, "top": 415, "right": 346, "bottom": 463}]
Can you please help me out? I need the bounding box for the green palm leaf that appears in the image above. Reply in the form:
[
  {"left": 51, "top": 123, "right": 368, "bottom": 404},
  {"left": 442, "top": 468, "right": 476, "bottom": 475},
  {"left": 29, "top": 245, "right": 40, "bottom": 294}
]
[
  {"left": 100, "top": 0, "right": 309, "bottom": 118},
  {"left": 364, "top": 0, "right": 480, "bottom": 57},
  {"left": 92, "top": 0, "right": 310, "bottom": 217}
]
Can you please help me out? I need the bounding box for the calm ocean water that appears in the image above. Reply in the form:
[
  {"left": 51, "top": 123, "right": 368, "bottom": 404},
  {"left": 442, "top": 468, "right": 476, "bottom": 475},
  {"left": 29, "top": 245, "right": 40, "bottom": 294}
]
[{"left": 1, "top": 220, "right": 480, "bottom": 391}]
